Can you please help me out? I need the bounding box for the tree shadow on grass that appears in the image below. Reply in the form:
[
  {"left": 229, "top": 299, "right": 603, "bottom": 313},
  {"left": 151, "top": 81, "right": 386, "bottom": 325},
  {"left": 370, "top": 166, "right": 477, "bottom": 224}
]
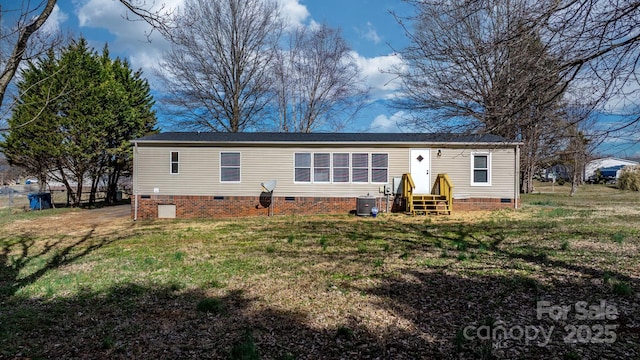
[
  {"left": 2, "top": 216, "right": 638, "bottom": 359},
  {"left": 0, "top": 222, "right": 137, "bottom": 301},
  {"left": 2, "top": 270, "right": 637, "bottom": 360},
  {"left": 362, "top": 268, "right": 639, "bottom": 359},
  {"left": 288, "top": 218, "right": 640, "bottom": 358},
  {"left": 0, "top": 282, "right": 398, "bottom": 359},
  {"left": 415, "top": 220, "right": 640, "bottom": 285}
]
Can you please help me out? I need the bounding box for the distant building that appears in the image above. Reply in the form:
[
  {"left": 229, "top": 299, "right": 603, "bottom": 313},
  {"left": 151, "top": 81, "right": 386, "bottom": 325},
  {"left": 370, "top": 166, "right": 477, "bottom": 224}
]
[
  {"left": 584, "top": 157, "right": 639, "bottom": 181},
  {"left": 544, "top": 164, "right": 570, "bottom": 182}
]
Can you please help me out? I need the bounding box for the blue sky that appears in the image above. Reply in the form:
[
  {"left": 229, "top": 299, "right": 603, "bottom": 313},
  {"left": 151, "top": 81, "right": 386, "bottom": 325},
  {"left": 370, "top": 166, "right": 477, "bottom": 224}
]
[
  {"left": 38, "top": 0, "right": 414, "bottom": 134},
  {"left": 8, "top": 0, "right": 639, "bottom": 157}
]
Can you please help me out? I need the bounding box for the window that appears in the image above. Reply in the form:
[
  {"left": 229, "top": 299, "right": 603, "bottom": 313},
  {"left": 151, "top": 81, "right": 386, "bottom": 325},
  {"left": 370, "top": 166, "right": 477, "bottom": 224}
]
[
  {"left": 471, "top": 153, "right": 491, "bottom": 186},
  {"left": 295, "top": 152, "right": 389, "bottom": 184},
  {"left": 170, "top": 151, "right": 179, "bottom": 174},
  {"left": 371, "top": 153, "right": 388, "bottom": 183},
  {"left": 352, "top": 153, "right": 369, "bottom": 183},
  {"left": 295, "top": 153, "right": 311, "bottom": 182},
  {"left": 220, "top": 152, "right": 241, "bottom": 182},
  {"left": 333, "top": 153, "right": 350, "bottom": 183},
  {"left": 314, "top": 153, "right": 330, "bottom": 182}
]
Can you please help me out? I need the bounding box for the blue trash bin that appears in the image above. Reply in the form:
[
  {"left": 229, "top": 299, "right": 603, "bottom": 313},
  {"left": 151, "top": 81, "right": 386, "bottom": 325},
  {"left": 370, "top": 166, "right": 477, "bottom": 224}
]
[{"left": 28, "top": 193, "right": 52, "bottom": 210}]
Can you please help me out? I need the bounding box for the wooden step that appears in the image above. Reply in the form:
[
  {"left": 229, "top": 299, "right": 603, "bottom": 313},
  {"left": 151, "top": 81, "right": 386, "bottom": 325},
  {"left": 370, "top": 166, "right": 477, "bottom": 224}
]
[
  {"left": 413, "top": 194, "right": 446, "bottom": 201},
  {"left": 410, "top": 194, "right": 450, "bottom": 215}
]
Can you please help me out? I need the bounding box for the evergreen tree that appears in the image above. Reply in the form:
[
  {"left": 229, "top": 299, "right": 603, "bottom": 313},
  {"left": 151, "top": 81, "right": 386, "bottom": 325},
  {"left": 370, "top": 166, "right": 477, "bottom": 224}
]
[
  {"left": 0, "top": 49, "right": 63, "bottom": 191},
  {"left": 99, "top": 49, "right": 156, "bottom": 204},
  {"left": 1, "top": 38, "right": 157, "bottom": 206}
]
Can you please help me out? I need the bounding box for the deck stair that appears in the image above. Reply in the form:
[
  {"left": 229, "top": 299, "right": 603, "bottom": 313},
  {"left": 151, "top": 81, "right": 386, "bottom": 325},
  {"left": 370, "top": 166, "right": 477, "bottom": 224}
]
[{"left": 402, "top": 173, "right": 453, "bottom": 215}]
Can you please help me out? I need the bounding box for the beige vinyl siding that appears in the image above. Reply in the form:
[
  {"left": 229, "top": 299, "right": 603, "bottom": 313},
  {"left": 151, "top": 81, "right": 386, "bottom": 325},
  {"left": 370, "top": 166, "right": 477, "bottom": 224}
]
[
  {"left": 134, "top": 144, "right": 518, "bottom": 199},
  {"left": 135, "top": 145, "right": 408, "bottom": 197},
  {"left": 135, "top": 146, "right": 217, "bottom": 195},
  {"left": 430, "top": 147, "right": 517, "bottom": 198}
]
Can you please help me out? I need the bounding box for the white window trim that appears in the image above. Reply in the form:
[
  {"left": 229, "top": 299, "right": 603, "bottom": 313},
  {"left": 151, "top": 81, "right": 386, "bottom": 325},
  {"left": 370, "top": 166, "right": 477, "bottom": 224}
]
[
  {"left": 170, "top": 151, "right": 179, "bottom": 175},
  {"left": 332, "top": 152, "right": 350, "bottom": 184},
  {"left": 371, "top": 153, "right": 389, "bottom": 184},
  {"left": 351, "top": 152, "right": 370, "bottom": 183},
  {"left": 471, "top": 152, "right": 492, "bottom": 186},
  {"left": 313, "top": 152, "right": 331, "bottom": 183},
  {"left": 294, "top": 152, "right": 312, "bottom": 183},
  {"left": 220, "top": 152, "right": 241, "bottom": 183},
  {"left": 293, "top": 152, "right": 390, "bottom": 184}
]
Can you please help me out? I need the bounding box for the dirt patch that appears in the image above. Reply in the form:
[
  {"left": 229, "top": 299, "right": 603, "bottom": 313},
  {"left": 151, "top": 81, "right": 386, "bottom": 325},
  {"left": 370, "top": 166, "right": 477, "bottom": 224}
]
[{"left": 6, "top": 204, "right": 131, "bottom": 237}]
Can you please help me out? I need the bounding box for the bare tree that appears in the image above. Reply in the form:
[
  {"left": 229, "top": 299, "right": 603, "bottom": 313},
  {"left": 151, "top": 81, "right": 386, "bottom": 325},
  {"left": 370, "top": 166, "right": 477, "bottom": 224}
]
[
  {"left": 0, "top": 1, "right": 174, "bottom": 131},
  {"left": 0, "top": 0, "right": 57, "bottom": 113},
  {"left": 395, "top": 0, "right": 562, "bottom": 129},
  {"left": 394, "top": 0, "right": 640, "bottom": 191},
  {"left": 562, "top": 126, "right": 591, "bottom": 196},
  {"left": 272, "top": 24, "right": 369, "bottom": 133},
  {"left": 157, "top": 0, "right": 282, "bottom": 132},
  {"left": 537, "top": 0, "right": 640, "bottom": 104},
  {"left": 397, "top": 0, "right": 640, "bottom": 132},
  {"left": 394, "top": 0, "right": 572, "bottom": 193}
]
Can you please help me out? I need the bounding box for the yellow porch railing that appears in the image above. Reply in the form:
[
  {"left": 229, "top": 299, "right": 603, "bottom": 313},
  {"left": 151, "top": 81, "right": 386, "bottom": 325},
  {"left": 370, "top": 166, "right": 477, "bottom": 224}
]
[
  {"left": 401, "top": 173, "right": 416, "bottom": 214},
  {"left": 402, "top": 173, "right": 453, "bottom": 215},
  {"left": 432, "top": 173, "right": 453, "bottom": 214}
]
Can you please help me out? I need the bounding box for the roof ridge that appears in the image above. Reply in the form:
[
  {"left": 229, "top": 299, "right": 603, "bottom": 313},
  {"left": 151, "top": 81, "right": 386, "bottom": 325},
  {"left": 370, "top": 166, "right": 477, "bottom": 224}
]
[{"left": 132, "top": 132, "right": 517, "bottom": 144}]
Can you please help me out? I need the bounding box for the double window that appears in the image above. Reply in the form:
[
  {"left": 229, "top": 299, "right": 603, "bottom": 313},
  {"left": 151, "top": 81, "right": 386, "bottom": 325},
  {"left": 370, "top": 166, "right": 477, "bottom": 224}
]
[
  {"left": 295, "top": 152, "right": 388, "bottom": 184},
  {"left": 471, "top": 152, "right": 491, "bottom": 186},
  {"left": 220, "top": 152, "right": 241, "bottom": 182}
]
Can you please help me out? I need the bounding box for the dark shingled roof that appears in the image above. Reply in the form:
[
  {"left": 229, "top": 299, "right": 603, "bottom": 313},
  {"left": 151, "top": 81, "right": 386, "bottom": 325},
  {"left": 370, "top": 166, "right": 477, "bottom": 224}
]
[{"left": 133, "top": 132, "right": 515, "bottom": 144}]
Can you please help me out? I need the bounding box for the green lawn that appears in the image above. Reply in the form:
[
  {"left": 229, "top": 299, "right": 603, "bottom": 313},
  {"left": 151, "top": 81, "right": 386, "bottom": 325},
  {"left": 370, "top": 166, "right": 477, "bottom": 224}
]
[{"left": 1, "top": 184, "right": 639, "bottom": 359}]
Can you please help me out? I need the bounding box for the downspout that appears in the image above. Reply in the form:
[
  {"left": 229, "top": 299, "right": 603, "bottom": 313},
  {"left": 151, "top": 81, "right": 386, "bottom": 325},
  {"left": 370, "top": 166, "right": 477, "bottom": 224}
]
[
  {"left": 134, "top": 141, "right": 139, "bottom": 221},
  {"left": 514, "top": 145, "right": 520, "bottom": 210}
]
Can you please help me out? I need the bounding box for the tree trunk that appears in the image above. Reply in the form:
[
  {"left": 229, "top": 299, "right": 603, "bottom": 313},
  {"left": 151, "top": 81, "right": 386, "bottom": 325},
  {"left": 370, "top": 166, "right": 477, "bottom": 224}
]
[
  {"left": 521, "top": 158, "right": 537, "bottom": 194},
  {"left": 57, "top": 166, "right": 75, "bottom": 207},
  {"left": 74, "top": 180, "right": 83, "bottom": 208},
  {"left": 570, "top": 172, "right": 578, "bottom": 196},
  {"left": 106, "top": 168, "right": 121, "bottom": 205},
  {"left": 88, "top": 176, "right": 99, "bottom": 207}
]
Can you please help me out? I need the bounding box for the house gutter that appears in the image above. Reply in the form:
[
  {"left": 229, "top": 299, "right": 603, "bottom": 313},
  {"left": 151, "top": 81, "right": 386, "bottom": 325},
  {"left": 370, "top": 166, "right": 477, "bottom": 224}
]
[
  {"left": 134, "top": 141, "right": 139, "bottom": 221},
  {"left": 131, "top": 140, "right": 524, "bottom": 147}
]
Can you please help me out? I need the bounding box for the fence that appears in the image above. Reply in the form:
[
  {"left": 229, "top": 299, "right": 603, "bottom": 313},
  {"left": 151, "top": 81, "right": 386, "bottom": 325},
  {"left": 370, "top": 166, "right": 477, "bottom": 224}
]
[{"left": 0, "top": 186, "right": 129, "bottom": 209}]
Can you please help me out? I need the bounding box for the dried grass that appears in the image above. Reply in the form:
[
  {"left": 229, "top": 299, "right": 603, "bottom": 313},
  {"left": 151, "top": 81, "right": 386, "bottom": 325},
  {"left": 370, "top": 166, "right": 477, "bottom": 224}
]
[{"left": 1, "top": 187, "right": 639, "bottom": 359}]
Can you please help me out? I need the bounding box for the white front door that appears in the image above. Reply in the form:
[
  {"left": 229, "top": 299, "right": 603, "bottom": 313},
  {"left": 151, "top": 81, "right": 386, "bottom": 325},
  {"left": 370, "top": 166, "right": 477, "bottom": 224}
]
[{"left": 410, "top": 149, "right": 431, "bottom": 194}]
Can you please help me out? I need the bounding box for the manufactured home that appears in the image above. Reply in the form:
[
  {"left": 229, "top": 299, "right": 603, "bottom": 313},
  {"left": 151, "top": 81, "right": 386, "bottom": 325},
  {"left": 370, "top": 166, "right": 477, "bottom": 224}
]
[{"left": 131, "top": 132, "right": 521, "bottom": 219}]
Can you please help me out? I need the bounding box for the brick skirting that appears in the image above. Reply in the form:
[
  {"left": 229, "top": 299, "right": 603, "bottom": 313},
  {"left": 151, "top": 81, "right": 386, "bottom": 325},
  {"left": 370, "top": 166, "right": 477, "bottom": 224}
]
[{"left": 132, "top": 194, "right": 519, "bottom": 219}]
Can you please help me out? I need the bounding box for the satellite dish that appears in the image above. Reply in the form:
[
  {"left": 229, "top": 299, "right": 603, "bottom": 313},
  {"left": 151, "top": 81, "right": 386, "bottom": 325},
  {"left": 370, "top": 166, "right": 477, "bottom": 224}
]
[{"left": 261, "top": 180, "right": 277, "bottom": 192}]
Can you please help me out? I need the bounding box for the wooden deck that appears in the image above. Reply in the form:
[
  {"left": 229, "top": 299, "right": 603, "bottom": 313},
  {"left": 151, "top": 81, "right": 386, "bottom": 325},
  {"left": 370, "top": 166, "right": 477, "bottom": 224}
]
[{"left": 402, "top": 173, "right": 453, "bottom": 215}]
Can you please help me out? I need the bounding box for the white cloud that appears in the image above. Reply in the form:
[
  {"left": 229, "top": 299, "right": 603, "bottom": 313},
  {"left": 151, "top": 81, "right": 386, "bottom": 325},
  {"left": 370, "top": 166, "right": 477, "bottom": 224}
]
[
  {"left": 278, "top": 0, "right": 310, "bottom": 28},
  {"left": 369, "top": 111, "right": 406, "bottom": 132},
  {"left": 73, "top": 0, "right": 408, "bottom": 109},
  {"left": 351, "top": 51, "right": 405, "bottom": 101},
  {"left": 75, "top": 0, "right": 182, "bottom": 80},
  {"left": 359, "top": 22, "right": 381, "bottom": 44},
  {"left": 41, "top": 5, "right": 68, "bottom": 35},
  {"left": 75, "top": 0, "right": 308, "bottom": 78},
  {"left": 77, "top": 0, "right": 184, "bottom": 27}
]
